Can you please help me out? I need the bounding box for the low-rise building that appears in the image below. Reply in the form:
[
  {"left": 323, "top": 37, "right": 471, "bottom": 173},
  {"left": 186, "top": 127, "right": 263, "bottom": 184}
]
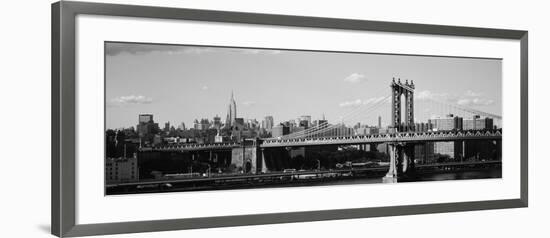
[
  {"left": 432, "top": 114, "right": 463, "bottom": 131},
  {"left": 105, "top": 153, "right": 139, "bottom": 184},
  {"left": 463, "top": 115, "right": 494, "bottom": 130},
  {"left": 272, "top": 125, "right": 290, "bottom": 138}
]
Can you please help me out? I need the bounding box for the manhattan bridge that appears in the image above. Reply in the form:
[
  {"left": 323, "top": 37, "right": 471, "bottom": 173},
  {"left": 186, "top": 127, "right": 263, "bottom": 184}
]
[{"left": 150, "top": 78, "right": 502, "bottom": 183}]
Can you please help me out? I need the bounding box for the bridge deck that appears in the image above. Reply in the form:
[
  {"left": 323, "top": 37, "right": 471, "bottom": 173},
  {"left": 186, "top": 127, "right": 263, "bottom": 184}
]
[
  {"left": 262, "top": 129, "right": 502, "bottom": 148},
  {"left": 147, "top": 130, "right": 502, "bottom": 151}
]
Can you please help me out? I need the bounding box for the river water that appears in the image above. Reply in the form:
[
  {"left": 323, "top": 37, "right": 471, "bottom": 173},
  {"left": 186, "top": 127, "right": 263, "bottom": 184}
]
[
  {"left": 107, "top": 168, "right": 502, "bottom": 195},
  {"left": 317, "top": 168, "right": 502, "bottom": 186}
]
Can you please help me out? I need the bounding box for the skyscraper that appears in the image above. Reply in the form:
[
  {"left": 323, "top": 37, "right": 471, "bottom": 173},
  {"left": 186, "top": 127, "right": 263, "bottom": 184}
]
[
  {"left": 136, "top": 114, "right": 159, "bottom": 145},
  {"left": 225, "top": 91, "right": 237, "bottom": 127},
  {"left": 138, "top": 114, "right": 153, "bottom": 124},
  {"left": 178, "top": 122, "right": 186, "bottom": 130},
  {"left": 264, "top": 116, "right": 274, "bottom": 130},
  {"left": 299, "top": 115, "right": 312, "bottom": 128},
  {"left": 163, "top": 121, "right": 170, "bottom": 132}
]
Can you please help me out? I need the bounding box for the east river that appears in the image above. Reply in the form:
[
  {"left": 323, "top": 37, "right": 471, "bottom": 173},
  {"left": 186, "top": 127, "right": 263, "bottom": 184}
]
[{"left": 107, "top": 165, "right": 501, "bottom": 195}]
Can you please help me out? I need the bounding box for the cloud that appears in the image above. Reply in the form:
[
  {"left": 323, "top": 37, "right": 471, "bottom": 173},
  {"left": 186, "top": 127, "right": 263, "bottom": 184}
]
[
  {"left": 108, "top": 95, "right": 152, "bottom": 107},
  {"left": 339, "top": 99, "right": 363, "bottom": 107},
  {"left": 464, "top": 90, "right": 482, "bottom": 97},
  {"left": 201, "top": 85, "right": 209, "bottom": 90},
  {"left": 416, "top": 90, "right": 495, "bottom": 107},
  {"left": 343, "top": 73, "right": 366, "bottom": 83},
  {"left": 339, "top": 96, "right": 387, "bottom": 107},
  {"left": 242, "top": 101, "right": 256, "bottom": 106},
  {"left": 415, "top": 90, "right": 451, "bottom": 101},
  {"left": 416, "top": 90, "right": 434, "bottom": 100},
  {"left": 457, "top": 90, "right": 495, "bottom": 106},
  {"left": 457, "top": 98, "right": 495, "bottom": 106}
]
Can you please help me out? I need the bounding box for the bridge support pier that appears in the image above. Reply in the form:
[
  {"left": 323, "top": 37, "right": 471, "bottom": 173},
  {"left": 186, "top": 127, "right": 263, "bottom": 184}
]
[
  {"left": 257, "top": 147, "right": 268, "bottom": 174},
  {"left": 383, "top": 144, "right": 398, "bottom": 183},
  {"left": 383, "top": 143, "right": 416, "bottom": 183},
  {"left": 402, "top": 144, "right": 416, "bottom": 175}
]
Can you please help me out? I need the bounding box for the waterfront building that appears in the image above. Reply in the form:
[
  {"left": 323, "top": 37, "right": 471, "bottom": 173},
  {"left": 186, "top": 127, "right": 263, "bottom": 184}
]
[
  {"left": 105, "top": 152, "right": 139, "bottom": 184},
  {"left": 432, "top": 114, "right": 463, "bottom": 131},
  {"left": 272, "top": 125, "right": 290, "bottom": 138},
  {"left": 463, "top": 115, "right": 494, "bottom": 130}
]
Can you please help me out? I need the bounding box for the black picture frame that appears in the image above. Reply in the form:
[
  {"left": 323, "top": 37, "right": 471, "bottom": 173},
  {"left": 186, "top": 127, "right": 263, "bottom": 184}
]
[{"left": 51, "top": 1, "right": 528, "bottom": 237}]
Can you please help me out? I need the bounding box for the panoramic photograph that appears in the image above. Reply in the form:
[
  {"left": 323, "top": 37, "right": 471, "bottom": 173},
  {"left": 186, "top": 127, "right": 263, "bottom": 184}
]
[{"left": 104, "top": 42, "right": 502, "bottom": 195}]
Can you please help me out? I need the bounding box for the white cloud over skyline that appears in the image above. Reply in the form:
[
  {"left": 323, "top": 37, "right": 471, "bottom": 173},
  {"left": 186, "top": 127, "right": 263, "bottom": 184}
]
[
  {"left": 457, "top": 98, "right": 495, "bottom": 106},
  {"left": 415, "top": 90, "right": 495, "bottom": 107},
  {"left": 343, "top": 73, "right": 366, "bottom": 83},
  {"left": 108, "top": 95, "right": 153, "bottom": 107}
]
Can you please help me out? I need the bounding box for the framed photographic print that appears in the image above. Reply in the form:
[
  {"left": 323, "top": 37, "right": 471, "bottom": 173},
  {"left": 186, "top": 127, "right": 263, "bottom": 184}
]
[{"left": 52, "top": 1, "right": 528, "bottom": 237}]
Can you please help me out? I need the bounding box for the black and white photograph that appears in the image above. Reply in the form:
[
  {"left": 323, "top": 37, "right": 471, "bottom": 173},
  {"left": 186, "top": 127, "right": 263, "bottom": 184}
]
[
  {"left": 4, "top": 0, "right": 542, "bottom": 237},
  {"left": 104, "top": 42, "right": 503, "bottom": 195}
]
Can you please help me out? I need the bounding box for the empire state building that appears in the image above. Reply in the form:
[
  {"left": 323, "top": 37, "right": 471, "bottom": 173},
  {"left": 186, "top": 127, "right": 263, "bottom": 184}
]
[{"left": 225, "top": 91, "right": 237, "bottom": 127}]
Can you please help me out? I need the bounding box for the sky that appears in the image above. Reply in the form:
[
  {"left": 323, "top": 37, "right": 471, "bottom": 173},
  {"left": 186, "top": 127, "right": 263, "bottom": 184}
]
[{"left": 105, "top": 42, "right": 502, "bottom": 129}]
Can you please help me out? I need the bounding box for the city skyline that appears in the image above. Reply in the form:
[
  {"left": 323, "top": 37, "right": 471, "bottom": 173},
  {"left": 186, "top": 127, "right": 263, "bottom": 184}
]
[{"left": 106, "top": 42, "right": 502, "bottom": 130}]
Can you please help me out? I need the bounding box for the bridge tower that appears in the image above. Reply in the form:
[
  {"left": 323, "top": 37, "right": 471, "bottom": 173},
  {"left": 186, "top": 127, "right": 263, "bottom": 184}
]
[
  {"left": 231, "top": 138, "right": 267, "bottom": 174},
  {"left": 390, "top": 78, "right": 415, "bottom": 132},
  {"left": 385, "top": 78, "right": 416, "bottom": 183}
]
